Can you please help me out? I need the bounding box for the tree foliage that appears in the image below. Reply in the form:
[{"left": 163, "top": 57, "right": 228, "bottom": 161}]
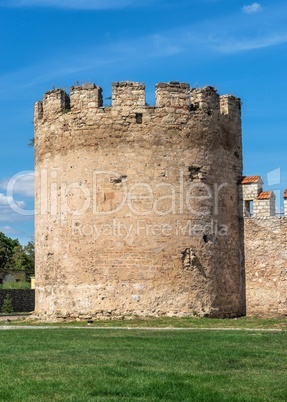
[
  {"left": 0, "top": 232, "right": 34, "bottom": 273},
  {"left": 0, "top": 232, "right": 19, "bottom": 271},
  {"left": 1, "top": 295, "right": 13, "bottom": 313},
  {"left": 28, "top": 138, "right": 34, "bottom": 147}
]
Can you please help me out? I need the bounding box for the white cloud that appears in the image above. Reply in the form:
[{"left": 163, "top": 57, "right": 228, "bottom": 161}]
[
  {"left": 0, "top": 0, "right": 139, "bottom": 9},
  {"left": 242, "top": 3, "right": 262, "bottom": 14},
  {"left": 0, "top": 205, "right": 31, "bottom": 223},
  {"left": 0, "top": 2, "right": 286, "bottom": 99},
  {"left": 0, "top": 174, "right": 34, "bottom": 224},
  {"left": 10, "top": 173, "right": 34, "bottom": 198},
  {"left": 0, "top": 188, "right": 33, "bottom": 226},
  {"left": 215, "top": 33, "right": 287, "bottom": 53},
  {"left": 0, "top": 171, "right": 34, "bottom": 198},
  {"left": 0, "top": 193, "right": 25, "bottom": 208},
  {"left": 0, "top": 225, "right": 22, "bottom": 236},
  {"left": 0, "top": 225, "right": 34, "bottom": 244},
  {"left": 0, "top": 193, "right": 9, "bottom": 205}
]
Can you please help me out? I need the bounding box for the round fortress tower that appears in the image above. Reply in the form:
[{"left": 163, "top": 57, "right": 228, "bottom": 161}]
[{"left": 34, "top": 81, "right": 245, "bottom": 320}]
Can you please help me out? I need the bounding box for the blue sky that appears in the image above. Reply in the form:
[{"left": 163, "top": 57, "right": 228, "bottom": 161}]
[{"left": 0, "top": 0, "right": 287, "bottom": 243}]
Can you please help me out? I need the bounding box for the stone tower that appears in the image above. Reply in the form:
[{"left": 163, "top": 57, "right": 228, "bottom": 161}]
[{"left": 34, "top": 81, "right": 244, "bottom": 320}]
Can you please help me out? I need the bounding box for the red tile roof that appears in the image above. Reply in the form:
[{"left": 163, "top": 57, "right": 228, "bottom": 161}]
[
  {"left": 257, "top": 191, "right": 274, "bottom": 200},
  {"left": 241, "top": 175, "right": 261, "bottom": 184},
  {"left": 284, "top": 189, "right": 287, "bottom": 199}
]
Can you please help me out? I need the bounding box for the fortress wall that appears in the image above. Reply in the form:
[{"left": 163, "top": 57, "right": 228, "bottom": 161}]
[
  {"left": 34, "top": 82, "right": 244, "bottom": 320},
  {"left": 244, "top": 217, "right": 287, "bottom": 316}
]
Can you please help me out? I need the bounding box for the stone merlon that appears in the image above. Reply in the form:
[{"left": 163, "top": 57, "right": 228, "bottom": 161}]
[{"left": 34, "top": 81, "right": 241, "bottom": 123}]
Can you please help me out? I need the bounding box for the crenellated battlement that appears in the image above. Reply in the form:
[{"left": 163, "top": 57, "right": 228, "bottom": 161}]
[
  {"left": 112, "top": 81, "right": 146, "bottom": 107},
  {"left": 34, "top": 81, "right": 243, "bottom": 168},
  {"left": 241, "top": 175, "right": 287, "bottom": 217},
  {"left": 191, "top": 86, "right": 219, "bottom": 113},
  {"left": 44, "top": 88, "right": 70, "bottom": 116},
  {"left": 34, "top": 81, "right": 241, "bottom": 125},
  {"left": 155, "top": 82, "right": 190, "bottom": 108},
  {"left": 71, "top": 83, "right": 103, "bottom": 112},
  {"left": 220, "top": 95, "right": 241, "bottom": 120}
]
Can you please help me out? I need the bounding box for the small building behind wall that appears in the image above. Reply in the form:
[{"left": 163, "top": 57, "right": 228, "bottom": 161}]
[
  {"left": 241, "top": 176, "right": 263, "bottom": 216},
  {"left": 0, "top": 270, "right": 26, "bottom": 286},
  {"left": 253, "top": 191, "right": 276, "bottom": 217}
]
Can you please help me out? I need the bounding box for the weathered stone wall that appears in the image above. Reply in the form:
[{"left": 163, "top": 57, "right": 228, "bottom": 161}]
[
  {"left": 0, "top": 290, "right": 35, "bottom": 312},
  {"left": 253, "top": 196, "right": 276, "bottom": 217},
  {"left": 244, "top": 217, "right": 287, "bottom": 316},
  {"left": 242, "top": 182, "right": 262, "bottom": 201},
  {"left": 34, "top": 81, "right": 244, "bottom": 320}
]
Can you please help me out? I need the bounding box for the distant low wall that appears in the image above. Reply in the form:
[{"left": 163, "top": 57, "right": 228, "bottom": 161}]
[{"left": 0, "top": 290, "right": 35, "bottom": 312}]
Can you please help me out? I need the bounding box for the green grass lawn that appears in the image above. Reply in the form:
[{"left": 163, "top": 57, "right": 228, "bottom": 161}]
[
  {"left": 2, "top": 315, "right": 287, "bottom": 330},
  {"left": 0, "top": 328, "right": 286, "bottom": 401}
]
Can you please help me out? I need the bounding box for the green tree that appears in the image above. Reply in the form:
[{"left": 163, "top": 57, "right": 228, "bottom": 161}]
[
  {"left": 23, "top": 241, "right": 35, "bottom": 273},
  {"left": 9, "top": 244, "right": 29, "bottom": 271},
  {"left": 1, "top": 295, "right": 13, "bottom": 313},
  {"left": 0, "top": 232, "right": 34, "bottom": 273},
  {"left": 28, "top": 138, "right": 34, "bottom": 147},
  {"left": 0, "top": 232, "right": 20, "bottom": 271}
]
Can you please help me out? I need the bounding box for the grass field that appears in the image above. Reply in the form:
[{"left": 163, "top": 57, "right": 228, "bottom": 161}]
[
  {"left": 2, "top": 315, "right": 287, "bottom": 330},
  {"left": 0, "top": 327, "right": 286, "bottom": 401}
]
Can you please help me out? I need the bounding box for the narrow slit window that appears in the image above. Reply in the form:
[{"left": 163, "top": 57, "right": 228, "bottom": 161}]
[
  {"left": 136, "top": 113, "right": 143, "bottom": 124},
  {"left": 244, "top": 200, "right": 253, "bottom": 217}
]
